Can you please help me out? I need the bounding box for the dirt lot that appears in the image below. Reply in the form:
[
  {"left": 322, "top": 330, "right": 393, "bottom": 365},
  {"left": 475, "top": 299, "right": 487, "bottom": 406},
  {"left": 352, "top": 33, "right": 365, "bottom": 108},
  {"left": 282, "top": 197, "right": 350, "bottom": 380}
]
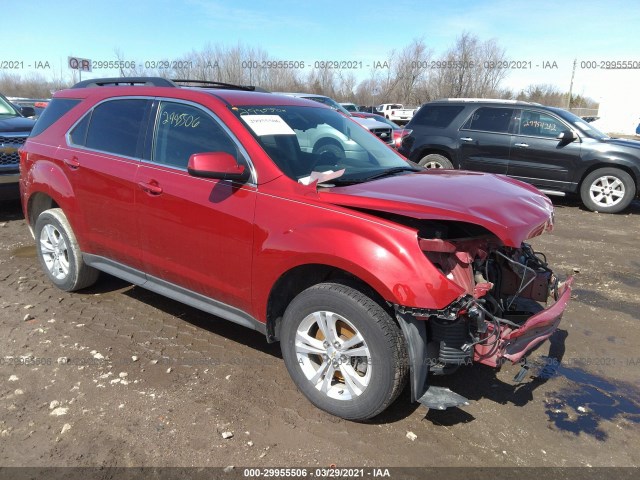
[{"left": 1, "top": 196, "right": 639, "bottom": 472}]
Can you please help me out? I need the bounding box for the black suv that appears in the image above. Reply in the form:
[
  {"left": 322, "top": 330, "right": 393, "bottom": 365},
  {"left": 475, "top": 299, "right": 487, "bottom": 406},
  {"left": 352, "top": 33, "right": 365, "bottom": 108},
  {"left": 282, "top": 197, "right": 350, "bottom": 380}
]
[
  {"left": 399, "top": 99, "right": 640, "bottom": 213},
  {"left": 1, "top": 92, "right": 36, "bottom": 199}
]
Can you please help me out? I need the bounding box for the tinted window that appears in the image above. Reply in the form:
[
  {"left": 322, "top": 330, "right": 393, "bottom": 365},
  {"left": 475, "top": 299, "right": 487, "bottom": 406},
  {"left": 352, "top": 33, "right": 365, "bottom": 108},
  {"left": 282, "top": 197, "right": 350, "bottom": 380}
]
[
  {"left": 85, "top": 99, "right": 149, "bottom": 157},
  {"left": 69, "top": 113, "right": 91, "bottom": 146},
  {"left": 412, "top": 105, "right": 464, "bottom": 128},
  {"left": 153, "top": 101, "right": 239, "bottom": 169},
  {"left": 462, "top": 107, "right": 515, "bottom": 134},
  {"left": 518, "top": 110, "right": 567, "bottom": 138},
  {"left": 30, "top": 99, "right": 80, "bottom": 137}
]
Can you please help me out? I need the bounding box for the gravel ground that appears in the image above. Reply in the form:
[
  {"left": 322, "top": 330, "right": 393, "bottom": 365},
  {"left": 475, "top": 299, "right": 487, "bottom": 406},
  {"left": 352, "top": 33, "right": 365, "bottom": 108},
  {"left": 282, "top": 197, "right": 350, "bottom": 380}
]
[{"left": 0, "top": 196, "right": 639, "bottom": 472}]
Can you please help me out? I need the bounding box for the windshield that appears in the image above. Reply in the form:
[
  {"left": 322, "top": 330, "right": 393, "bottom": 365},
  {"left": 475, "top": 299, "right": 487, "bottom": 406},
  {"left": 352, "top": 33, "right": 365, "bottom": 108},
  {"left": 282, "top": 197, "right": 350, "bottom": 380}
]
[
  {"left": 234, "top": 105, "right": 417, "bottom": 185},
  {"left": 0, "top": 95, "right": 19, "bottom": 117},
  {"left": 556, "top": 109, "right": 609, "bottom": 140}
]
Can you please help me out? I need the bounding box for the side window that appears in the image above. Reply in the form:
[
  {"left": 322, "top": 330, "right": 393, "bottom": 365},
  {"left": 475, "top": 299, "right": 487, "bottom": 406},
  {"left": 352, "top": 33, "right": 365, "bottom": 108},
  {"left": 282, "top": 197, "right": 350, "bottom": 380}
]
[
  {"left": 69, "top": 113, "right": 91, "bottom": 146},
  {"left": 152, "top": 101, "right": 239, "bottom": 169},
  {"left": 462, "top": 107, "right": 515, "bottom": 134},
  {"left": 519, "top": 110, "right": 566, "bottom": 138},
  {"left": 85, "top": 99, "right": 149, "bottom": 157},
  {"left": 412, "top": 105, "right": 465, "bottom": 128}
]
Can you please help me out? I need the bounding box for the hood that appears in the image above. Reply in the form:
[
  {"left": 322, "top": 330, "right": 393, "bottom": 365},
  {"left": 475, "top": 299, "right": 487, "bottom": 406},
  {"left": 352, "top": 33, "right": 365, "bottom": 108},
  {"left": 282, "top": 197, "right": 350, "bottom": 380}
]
[
  {"left": 604, "top": 138, "right": 640, "bottom": 149},
  {"left": 353, "top": 117, "right": 392, "bottom": 130},
  {"left": 319, "top": 170, "right": 554, "bottom": 247},
  {"left": 0, "top": 115, "right": 36, "bottom": 133}
]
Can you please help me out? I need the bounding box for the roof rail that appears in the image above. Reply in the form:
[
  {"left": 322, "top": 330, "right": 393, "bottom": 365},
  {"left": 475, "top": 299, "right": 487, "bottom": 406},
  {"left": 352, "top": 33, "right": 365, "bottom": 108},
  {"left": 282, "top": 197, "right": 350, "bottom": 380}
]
[
  {"left": 72, "top": 77, "right": 177, "bottom": 89},
  {"left": 172, "top": 79, "right": 269, "bottom": 92},
  {"left": 434, "top": 98, "right": 541, "bottom": 106}
]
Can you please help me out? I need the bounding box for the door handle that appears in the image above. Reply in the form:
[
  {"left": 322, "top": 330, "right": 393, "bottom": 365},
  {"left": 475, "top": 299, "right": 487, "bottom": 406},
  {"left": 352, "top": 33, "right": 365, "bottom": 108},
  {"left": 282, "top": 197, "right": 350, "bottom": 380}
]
[
  {"left": 138, "top": 181, "right": 163, "bottom": 195},
  {"left": 514, "top": 143, "right": 529, "bottom": 148},
  {"left": 460, "top": 137, "right": 474, "bottom": 142},
  {"left": 64, "top": 157, "right": 80, "bottom": 169}
]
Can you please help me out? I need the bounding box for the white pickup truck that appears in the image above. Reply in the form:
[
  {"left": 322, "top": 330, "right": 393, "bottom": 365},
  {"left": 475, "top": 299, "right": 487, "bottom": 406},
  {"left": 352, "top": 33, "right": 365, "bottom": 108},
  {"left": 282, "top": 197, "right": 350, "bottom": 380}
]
[{"left": 375, "top": 103, "right": 415, "bottom": 123}]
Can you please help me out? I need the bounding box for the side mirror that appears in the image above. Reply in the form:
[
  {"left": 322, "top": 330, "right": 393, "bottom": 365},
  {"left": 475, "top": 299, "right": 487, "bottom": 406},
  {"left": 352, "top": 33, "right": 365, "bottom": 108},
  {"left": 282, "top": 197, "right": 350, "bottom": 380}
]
[
  {"left": 187, "top": 152, "right": 250, "bottom": 182},
  {"left": 20, "top": 106, "right": 36, "bottom": 118},
  {"left": 557, "top": 130, "right": 577, "bottom": 141}
]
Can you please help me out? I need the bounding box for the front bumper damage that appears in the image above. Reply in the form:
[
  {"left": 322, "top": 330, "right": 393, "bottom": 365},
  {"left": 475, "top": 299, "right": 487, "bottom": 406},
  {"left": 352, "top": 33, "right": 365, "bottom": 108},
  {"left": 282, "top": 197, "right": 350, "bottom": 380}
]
[{"left": 396, "top": 243, "right": 574, "bottom": 410}]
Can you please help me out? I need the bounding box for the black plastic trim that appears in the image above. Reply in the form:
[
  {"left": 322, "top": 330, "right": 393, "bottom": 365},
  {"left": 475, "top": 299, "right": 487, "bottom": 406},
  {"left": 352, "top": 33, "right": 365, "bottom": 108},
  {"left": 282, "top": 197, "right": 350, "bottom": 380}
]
[
  {"left": 83, "top": 254, "right": 267, "bottom": 335},
  {"left": 395, "top": 310, "right": 429, "bottom": 403},
  {"left": 72, "top": 77, "right": 177, "bottom": 89}
]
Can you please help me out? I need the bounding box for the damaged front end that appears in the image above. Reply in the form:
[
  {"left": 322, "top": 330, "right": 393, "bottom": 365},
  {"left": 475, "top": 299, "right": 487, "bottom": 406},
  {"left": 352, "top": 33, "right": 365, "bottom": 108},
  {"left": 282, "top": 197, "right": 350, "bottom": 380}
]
[{"left": 396, "top": 227, "right": 573, "bottom": 410}]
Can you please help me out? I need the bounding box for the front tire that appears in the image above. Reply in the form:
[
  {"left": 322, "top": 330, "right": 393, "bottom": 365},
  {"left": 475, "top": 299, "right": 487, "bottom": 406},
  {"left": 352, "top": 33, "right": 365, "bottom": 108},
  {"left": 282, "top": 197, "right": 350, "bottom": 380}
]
[
  {"left": 418, "top": 153, "right": 454, "bottom": 169},
  {"left": 34, "top": 208, "right": 99, "bottom": 291},
  {"left": 280, "top": 283, "right": 407, "bottom": 420},
  {"left": 580, "top": 168, "right": 636, "bottom": 213}
]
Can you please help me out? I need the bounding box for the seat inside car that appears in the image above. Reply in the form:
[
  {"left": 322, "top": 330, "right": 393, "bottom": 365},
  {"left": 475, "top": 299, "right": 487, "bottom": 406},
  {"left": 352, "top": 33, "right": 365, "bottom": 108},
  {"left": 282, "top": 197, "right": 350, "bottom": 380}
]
[{"left": 260, "top": 134, "right": 304, "bottom": 178}]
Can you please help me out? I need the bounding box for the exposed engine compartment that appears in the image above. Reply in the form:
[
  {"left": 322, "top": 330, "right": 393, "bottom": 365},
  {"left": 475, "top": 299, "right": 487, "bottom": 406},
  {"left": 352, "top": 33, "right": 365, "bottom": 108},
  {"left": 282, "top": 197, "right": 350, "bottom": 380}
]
[{"left": 421, "top": 238, "right": 561, "bottom": 371}]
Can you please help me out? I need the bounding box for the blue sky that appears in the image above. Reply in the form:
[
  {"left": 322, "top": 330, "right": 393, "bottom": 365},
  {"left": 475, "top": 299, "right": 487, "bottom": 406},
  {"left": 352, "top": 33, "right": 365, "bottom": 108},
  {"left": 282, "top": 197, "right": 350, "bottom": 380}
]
[{"left": 7, "top": 0, "right": 640, "bottom": 101}]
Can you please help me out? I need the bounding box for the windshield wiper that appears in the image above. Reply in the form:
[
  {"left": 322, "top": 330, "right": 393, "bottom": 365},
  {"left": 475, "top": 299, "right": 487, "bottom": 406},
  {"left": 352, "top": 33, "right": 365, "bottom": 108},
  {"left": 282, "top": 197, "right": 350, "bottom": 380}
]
[
  {"left": 358, "top": 167, "right": 420, "bottom": 182},
  {"left": 316, "top": 167, "right": 420, "bottom": 187}
]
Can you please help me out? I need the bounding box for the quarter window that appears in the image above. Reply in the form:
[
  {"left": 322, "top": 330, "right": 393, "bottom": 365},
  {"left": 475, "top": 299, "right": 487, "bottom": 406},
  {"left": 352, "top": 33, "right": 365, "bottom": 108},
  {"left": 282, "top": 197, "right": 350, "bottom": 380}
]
[
  {"left": 411, "top": 105, "right": 464, "bottom": 128},
  {"left": 152, "top": 101, "right": 240, "bottom": 169},
  {"left": 84, "top": 99, "right": 149, "bottom": 157},
  {"left": 462, "top": 107, "right": 515, "bottom": 134},
  {"left": 518, "top": 110, "right": 566, "bottom": 138}
]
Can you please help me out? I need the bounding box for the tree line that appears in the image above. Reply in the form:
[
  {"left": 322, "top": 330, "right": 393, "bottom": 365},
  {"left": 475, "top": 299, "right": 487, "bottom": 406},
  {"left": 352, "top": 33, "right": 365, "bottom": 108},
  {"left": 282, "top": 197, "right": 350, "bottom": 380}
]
[{"left": 1, "top": 33, "right": 597, "bottom": 111}]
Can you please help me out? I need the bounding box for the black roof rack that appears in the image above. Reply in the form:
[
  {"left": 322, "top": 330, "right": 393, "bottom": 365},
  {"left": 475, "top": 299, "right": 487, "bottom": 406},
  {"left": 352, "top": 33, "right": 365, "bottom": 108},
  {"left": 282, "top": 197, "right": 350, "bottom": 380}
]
[
  {"left": 171, "top": 79, "right": 269, "bottom": 93},
  {"left": 72, "top": 77, "right": 177, "bottom": 89},
  {"left": 71, "top": 77, "right": 270, "bottom": 93}
]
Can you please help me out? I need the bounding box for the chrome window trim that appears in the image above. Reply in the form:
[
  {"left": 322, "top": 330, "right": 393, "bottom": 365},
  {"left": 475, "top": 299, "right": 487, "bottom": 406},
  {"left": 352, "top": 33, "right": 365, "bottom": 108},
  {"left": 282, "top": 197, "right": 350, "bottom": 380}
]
[
  {"left": 148, "top": 97, "right": 257, "bottom": 185},
  {"left": 64, "top": 96, "right": 151, "bottom": 162}
]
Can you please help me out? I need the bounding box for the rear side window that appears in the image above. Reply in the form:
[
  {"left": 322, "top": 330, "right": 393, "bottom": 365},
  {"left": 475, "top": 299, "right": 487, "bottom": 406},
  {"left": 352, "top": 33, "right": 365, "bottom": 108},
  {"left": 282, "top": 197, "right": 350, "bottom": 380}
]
[
  {"left": 411, "top": 105, "right": 464, "bottom": 128},
  {"left": 30, "top": 99, "right": 80, "bottom": 137},
  {"left": 462, "top": 107, "right": 515, "bottom": 134},
  {"left": 84, "top": 99, "right": 149, "bottom": 157}
]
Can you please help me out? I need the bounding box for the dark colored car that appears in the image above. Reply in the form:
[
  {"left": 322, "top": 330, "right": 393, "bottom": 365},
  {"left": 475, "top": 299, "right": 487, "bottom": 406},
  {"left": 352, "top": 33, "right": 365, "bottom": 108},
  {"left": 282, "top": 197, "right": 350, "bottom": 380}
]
[
  {"left": 399, "top": 99, "right": 640, "bottom": 213},
  {"left": 20, "top": 77, "right": 572, "bottom": 420},
  {"left": 0, "top": 93, "right": 36, "bottom": 199}
]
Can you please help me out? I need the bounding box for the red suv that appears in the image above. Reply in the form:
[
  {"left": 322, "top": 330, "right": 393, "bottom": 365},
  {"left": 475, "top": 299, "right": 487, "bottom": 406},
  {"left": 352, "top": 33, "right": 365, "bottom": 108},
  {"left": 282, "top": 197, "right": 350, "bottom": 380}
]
[{"left": 20, "top": 78, "right": 573, "bottom": 420}]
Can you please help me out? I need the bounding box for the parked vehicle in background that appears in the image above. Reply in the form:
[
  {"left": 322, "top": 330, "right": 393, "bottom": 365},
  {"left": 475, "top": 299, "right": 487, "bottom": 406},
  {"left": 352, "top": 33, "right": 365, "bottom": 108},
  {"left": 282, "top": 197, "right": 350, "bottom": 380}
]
[
  {"left": 277, "top": 93, "right": 394, "bottom": 147},
  {"left": 375, "top": 103, "right": 415, "bottom": 124},
  {"left": 8, "top": 97, "right": 50, "bottom": 119},
  {"left": 400, "top": 98, "right": 640, "bottom": 213},
  {"left": 351, "top": 111, "right": 412, "bottom": 149},
  {"left": 339, "top": 102, "right": 359, "bottom": 112},
  {"left": 0, "top": 92, "right": 36, "bottom": 199},
  {"left": 19, "top": 77, "right": 572, "bottom": 420}
]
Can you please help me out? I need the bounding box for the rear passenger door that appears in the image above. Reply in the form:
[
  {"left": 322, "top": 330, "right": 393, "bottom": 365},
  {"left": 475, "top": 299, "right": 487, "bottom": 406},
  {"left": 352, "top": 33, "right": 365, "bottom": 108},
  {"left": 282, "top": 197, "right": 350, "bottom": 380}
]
[
  {"left": 507, "top": 109, "right": 582, "bottom": 190},
  {"left": 135, "top": 99, "right": 256, "bottom": 312},
  {"left": 457, "top": 107, "right": 515, "bottom": 174},
  {"left": 65, "top": 98, "right": 150, "bottom": 271}
]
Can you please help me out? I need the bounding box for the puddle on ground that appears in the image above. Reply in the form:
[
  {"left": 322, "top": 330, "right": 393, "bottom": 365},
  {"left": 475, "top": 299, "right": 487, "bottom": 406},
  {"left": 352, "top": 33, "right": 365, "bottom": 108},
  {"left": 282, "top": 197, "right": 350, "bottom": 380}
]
[
  {"left": 534, "top": 358, "right": 640, "bottom": 440},
  {"left": 11, "top": 245, "right": 36, "bottom": 258}
]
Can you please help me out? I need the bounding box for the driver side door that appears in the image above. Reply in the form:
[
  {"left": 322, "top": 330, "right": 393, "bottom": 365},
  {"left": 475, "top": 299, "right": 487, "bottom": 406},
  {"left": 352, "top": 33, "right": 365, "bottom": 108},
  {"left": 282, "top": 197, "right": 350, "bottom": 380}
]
[{"left": 507, "top": 109, "right": 582, "bottom": 191}]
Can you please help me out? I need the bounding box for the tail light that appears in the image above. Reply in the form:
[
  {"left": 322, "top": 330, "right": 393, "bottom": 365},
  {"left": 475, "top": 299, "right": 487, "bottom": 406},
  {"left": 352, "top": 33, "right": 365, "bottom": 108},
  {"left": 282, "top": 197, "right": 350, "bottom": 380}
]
[{"left": 393, "top": 128, "right": 412, "bottom": 148}]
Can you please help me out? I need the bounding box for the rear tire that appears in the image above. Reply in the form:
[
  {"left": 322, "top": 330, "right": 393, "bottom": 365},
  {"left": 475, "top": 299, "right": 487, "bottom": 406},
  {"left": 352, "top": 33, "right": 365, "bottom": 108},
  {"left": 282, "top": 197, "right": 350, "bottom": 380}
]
[
  {"left": 418, "top": 154, "right": 454, "bottom": 169},
  {"left": 35, "top": 208, "right": 99, "bottom": 291},
  {"left": 580, "top": 168, "right": 636, "bottom": 213},
  {"left": 280, "top": 283, "right": 407, "bottom": 420}
]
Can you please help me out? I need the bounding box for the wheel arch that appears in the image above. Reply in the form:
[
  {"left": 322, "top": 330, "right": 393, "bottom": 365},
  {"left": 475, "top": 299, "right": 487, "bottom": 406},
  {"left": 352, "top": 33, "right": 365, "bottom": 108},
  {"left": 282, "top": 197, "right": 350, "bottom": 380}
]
[
  {"left": 265, "top": 263, "right": 392, "bottom": 343},
  {"left": 26, "top": 192, "right": 59, "bottom": 230},
  {"left": 412, "top": 146, "right": 456, "bottom": 167},
  {"left": 578, "top": 162, "right": 639, "bottom": 191}
]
